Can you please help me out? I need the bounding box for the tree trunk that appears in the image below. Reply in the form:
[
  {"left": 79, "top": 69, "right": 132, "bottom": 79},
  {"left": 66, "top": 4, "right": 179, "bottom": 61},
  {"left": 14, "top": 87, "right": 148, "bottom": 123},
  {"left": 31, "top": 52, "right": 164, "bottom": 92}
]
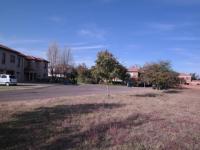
[{"left": 106, "top": 81, "right": 110, "bottom": 98}]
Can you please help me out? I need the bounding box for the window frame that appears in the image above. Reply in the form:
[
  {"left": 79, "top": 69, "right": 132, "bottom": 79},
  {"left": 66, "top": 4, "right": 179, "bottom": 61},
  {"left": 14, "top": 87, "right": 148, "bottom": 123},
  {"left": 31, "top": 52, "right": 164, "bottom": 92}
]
[
  {"left": 10, "top": 55, "right": 16, "bottom": 64},
  {"left": 2, "top": 53, "right": 6, "bottom": 64}
]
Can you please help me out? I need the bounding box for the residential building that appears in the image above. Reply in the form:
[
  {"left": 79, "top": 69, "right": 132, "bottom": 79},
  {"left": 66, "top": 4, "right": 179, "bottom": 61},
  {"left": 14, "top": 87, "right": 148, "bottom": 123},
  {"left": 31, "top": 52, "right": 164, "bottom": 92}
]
[
  {"left": 0, "top": 44, "right": 48, "bottom": 82},
  {"left": 178, "top": 73, "right": 192, "bottom": 84},
  {"left": 127, "top": 66, "right": 140, "bottom": 79},
  {"left": 24, "top": 56, "right": 48, "bottom": 81}
]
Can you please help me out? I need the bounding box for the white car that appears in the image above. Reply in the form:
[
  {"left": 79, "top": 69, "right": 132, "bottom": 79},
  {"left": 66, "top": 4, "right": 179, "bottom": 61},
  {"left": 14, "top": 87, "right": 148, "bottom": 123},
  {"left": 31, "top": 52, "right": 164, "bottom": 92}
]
[{"left": 0, "top": 74, "right": 17, "bottom": 86}]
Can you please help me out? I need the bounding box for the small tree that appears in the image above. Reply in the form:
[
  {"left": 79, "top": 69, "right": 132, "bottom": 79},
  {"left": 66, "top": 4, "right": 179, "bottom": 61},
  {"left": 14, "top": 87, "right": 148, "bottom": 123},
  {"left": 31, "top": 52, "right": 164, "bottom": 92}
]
[
  {"left": 94, "top": 50, "right": 127, "bottom": 96},
  {"left": 76, "top": 63, "right": 93, "bottom": 83},
  {"left": 190, "top": 73, "right": 199, "bottom": 80}
]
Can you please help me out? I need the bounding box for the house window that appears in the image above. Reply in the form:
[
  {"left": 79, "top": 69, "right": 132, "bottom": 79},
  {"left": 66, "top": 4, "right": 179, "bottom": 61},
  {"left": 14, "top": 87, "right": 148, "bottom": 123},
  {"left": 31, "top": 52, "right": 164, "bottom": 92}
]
[
  {"left": 17, "top": 57, "right": 21, "bottom": 67},
  {"left": 10, "top": 55, "right": 15, "bottom": 63},
  {"left": 36, "top": 62, "right": 39, "bottom": 68},
  {"left": 44, "top": 63, "right": 47, "bottom": 69},
  {"left": 2, "top": 53, "right": 6, "bottom": 64},
  {"left": 27, "top": 62, "right": 31, "bottom": 68}
]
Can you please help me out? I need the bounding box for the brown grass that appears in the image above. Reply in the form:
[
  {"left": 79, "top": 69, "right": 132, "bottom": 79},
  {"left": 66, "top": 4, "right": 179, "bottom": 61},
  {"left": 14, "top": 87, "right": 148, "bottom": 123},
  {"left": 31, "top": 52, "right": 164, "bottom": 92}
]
[{"left": 0, "top": 87, "right": 200, "bottom": 150}]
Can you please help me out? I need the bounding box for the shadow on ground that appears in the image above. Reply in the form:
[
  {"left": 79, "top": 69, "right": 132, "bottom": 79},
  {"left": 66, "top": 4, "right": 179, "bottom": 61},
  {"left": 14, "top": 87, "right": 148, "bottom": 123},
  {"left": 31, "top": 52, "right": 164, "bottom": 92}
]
[
  {"left": 132, "top": 93, "right": 161, "bottom": 97},
  {"left": 163, "top": 90, "right": 182, "bottom": 94},
  {"left": 131, "top": 90, "right": 183, "bottom": 98},
  {"left": 42, "top": 113, "right": 151, "bottom": 150},
  {"left": 0, "top": 103, "right": 124, "bottom": 150}
]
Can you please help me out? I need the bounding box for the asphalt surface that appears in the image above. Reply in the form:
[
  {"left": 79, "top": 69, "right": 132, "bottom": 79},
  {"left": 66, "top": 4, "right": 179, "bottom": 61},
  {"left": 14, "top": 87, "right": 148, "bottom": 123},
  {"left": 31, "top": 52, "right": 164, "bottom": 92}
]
[{"left": 0, "top": 84, "right": 133, "bottom": 101}]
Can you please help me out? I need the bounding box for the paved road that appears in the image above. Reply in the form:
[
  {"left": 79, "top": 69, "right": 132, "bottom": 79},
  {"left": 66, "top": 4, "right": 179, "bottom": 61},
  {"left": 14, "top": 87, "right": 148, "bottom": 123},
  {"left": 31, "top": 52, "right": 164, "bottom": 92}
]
[{"left": 0, "top": 84, "right": 133, "bottom": 101}]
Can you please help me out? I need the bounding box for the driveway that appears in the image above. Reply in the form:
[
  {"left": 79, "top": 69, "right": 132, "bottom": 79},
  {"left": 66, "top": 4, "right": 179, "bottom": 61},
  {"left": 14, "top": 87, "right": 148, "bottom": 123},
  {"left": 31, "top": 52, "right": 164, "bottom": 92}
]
[{"left": 0, "top": 84, "right": 133, "bottom": 101}]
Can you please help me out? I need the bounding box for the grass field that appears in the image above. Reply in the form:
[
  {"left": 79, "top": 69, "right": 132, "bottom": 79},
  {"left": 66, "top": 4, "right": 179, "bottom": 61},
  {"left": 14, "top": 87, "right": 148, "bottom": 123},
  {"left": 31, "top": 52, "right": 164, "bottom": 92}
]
[{"left": 0, "top": 87, "right": 200, "bottom": 150}]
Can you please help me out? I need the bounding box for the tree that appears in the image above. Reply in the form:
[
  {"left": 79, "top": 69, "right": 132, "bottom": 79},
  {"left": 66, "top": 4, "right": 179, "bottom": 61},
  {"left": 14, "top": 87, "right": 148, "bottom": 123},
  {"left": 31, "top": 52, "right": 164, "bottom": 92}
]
[
  {"left": 47, "top": 42, "right": 60, "bottom": 79},
  {"left": 140, "top": 61, "right": 179, "bottom": 89},
  {"left": 91, "top": 66, "right": 101, "bottom": 84},
  {"left": 112, "top": 63, "right": 130, "bottom": 82},
  {"left": 58, "top": 47, "right": 74, "bottom": 77},
  {"left": 76, "top": 63, "right": 93, "bottom": 83},
  {"left": 190, "top": 73, "right": 199, "bottom": 80},
  {"left": 94, "top": 50, "right": 127, "bottom": 96},
  {"left": 47, "top": 43, "right": 75, "bottom": 82}
]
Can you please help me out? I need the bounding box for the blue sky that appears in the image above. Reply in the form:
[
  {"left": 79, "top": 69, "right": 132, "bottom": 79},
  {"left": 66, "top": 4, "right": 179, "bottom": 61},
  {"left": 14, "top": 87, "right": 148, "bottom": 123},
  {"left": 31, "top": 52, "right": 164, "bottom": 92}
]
[{"left": 1, "top": 0, "right": 200, "bottom": 74}]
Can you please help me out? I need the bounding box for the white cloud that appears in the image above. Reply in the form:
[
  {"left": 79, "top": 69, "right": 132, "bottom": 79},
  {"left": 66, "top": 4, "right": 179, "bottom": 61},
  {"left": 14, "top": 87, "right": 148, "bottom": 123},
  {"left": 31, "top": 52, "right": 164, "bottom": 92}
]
[
  {"left": 78, "top": 26, "right": 106, "bottom": 40},
  {"left": 71, "top": 44, "right": 107, "bottom": 51},
  {"left": 10, "top": 47, "right": 47, "bottom": 58},
  {"left": 66, "top": 42, "right": 89, "bottom": 47},
  {"left": 0, "top": 35, "right": 46, "bottom": 45}
]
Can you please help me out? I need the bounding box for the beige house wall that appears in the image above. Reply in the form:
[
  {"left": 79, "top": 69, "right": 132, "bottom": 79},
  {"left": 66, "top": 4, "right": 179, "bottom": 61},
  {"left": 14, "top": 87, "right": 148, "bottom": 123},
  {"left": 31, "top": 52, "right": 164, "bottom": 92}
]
[
  {"left": 0, "top": 48, "right": 24, "bottom": 82},
  {"left": 178, "top": 75, "right": 192, "bottom": 84},
  {"left": 35, "top": 61, "right": 48, "bottom": 79},
  {"left": 128, "top": 71, "right": 139, "bottom": 79},
  {"left": 24, "top": 59, "right": 48, "bottom": 81}
]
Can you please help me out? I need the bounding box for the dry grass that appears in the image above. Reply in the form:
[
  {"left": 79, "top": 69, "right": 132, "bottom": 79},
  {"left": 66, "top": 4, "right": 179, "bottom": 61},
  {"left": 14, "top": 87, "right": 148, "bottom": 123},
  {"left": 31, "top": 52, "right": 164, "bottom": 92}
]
[{"left": 0, "top": 87, "right": 200, "bottom": 150}]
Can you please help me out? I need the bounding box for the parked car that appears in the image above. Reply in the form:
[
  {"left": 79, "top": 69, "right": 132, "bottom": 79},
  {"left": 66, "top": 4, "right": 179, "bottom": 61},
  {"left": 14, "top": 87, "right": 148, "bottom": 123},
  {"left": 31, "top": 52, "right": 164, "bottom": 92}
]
[{"left": 0, "top": 74, "right": 17, "bottom": 86}]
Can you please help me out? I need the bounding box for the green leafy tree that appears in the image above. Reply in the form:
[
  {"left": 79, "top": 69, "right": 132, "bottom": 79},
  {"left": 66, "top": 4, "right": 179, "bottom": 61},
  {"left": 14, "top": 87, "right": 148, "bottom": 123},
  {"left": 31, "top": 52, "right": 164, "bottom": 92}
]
[
  {"left": 76, "top": 63, "right": 94, "bottom": 84},
  {"left": 94, "top": 50, "right": 128, "bottom": 96},
  {"left": 112, "top": 63, "right": 130, "bottom": 82},
  {"left": 91, "top": 66, "right": 101, "bottom": 84},
  {"left": 190, "top": 73, "right": 199, "bottom": 80},
  {"left": 140, "top": 61, "right": 179, "bottom": 89}
]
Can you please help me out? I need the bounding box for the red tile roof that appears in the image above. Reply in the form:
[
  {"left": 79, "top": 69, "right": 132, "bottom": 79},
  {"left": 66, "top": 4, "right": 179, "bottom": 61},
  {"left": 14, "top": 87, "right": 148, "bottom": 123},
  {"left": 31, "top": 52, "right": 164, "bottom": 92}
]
[
  {"left": 179, "top": 73, "right": 191, "bottom": 77},
  {"left": 25, "top": 55, "right": 49, "bottom": 62},
  {"left": 128, "top": 66, "right": 139, "bottom": 72},
  {"left": 0, "top": 44, "right": 48, "bottom": 62}
]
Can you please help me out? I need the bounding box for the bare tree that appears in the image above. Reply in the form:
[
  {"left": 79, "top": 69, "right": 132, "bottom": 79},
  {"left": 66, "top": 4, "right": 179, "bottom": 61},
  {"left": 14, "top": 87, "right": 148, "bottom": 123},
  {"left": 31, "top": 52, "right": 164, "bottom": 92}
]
[
  {"left": 61, "top": 46, "right": 73, "bottom": 66},
  {"left": 47, "top": 42, "right": 60, "bottom": 79},
  {"left": 56, "top": 46, "right": 74, "bottom": 77}
]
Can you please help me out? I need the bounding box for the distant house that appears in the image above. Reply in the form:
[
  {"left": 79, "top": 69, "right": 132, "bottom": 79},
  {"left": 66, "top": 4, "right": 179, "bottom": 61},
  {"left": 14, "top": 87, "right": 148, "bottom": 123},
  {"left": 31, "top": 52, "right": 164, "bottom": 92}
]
[
  {"left": 51, "top": 64, "right": 74, "bottom": 77},
  {"left": 0, "top": 44, "right": 48, "bottom": 82},
  {"left": 127, "top": 66, "right": 140, "bottom": 80},
  {"left": 178, "top": 73, "right": 192, "bottom": 84}
]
